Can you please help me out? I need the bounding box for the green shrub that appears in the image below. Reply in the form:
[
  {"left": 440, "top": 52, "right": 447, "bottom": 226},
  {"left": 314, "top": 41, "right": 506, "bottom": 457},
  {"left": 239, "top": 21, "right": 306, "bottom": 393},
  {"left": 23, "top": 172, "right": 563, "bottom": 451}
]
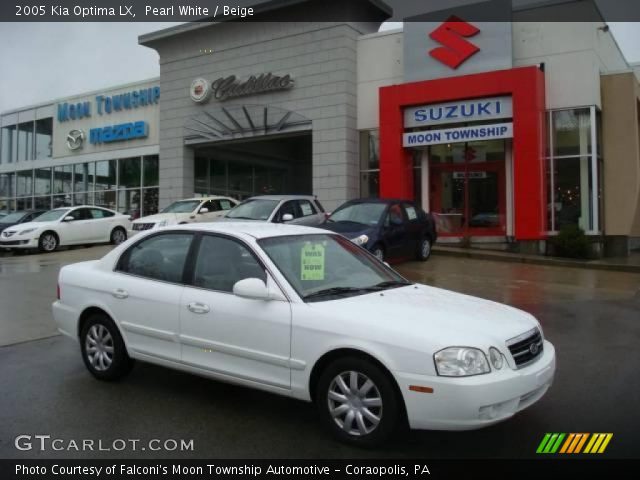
[{"left": 551, "top": 224, "right": 591, "bottom": 259}]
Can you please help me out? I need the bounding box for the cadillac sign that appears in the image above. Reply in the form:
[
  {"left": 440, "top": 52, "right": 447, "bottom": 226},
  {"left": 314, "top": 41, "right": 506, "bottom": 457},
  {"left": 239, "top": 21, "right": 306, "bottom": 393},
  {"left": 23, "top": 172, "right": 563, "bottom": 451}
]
[{"left": 190, "top": 73, "right": 295, "bottom": 103}]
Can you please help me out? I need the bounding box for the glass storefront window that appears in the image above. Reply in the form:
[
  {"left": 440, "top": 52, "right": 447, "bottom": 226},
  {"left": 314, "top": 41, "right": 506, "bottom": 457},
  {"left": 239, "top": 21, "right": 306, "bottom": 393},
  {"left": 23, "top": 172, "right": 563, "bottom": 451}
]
[
  {"left": 35, "top": 196, "right": 51, "bottom": 210},
  {"left": 195, "top": 157, "right": 209, "bottom": 194},
  {"left": 74, "top": 192, "right": 92, "bottom": 206},
  {"left": 552, "top": 108, "right": 591, "bottom": 156},
  {"left": 228, "top": 162, "right": 253, "bottom": 197},
  {"left": 16, "top": 170, "right": 33, "bottom": 197},
  {"left": 210, "top": 158, "right": 227, "bottom": 191},
  {"left": 94, "top": 190, "right": 116, "bottom": 210},
  {"left": 118, "top": 189, "right": 141, "bottom": 217},
  {"left": 359, "top": 130, "right": 380, "bottom": 198},
  {"left": 35, "top": 118, "right": 53, "bottom": 160},
  {"left": 74, "top": 163, "right": 94, "bottom": 193},
  {"left": 2, "top": 124, "right": 17, "bottom": 164},
  {"left": 18, "top": 121, "right": 34, "bottom": 162},
  {"left": 0, "top": 198, "right": 15, "bottom": 213},
  {"left": 552, "top": 157, "right": 593, "bottom": 231},
  {"left": 142, "top": 188, "right": 159, "bottom": 216},
  {"left": 53, "top": 165, "right": 72, "bottom": 194},
  {"left": 119, "top": 157, "right": 141, "bottom": 189},
  {"left": 16, "top": 197, "right": 32, "bottom": 210},
  {"left": 35, "top": 168, "right": 51, "bottom": 196},
  {"left": 429, "top": 143, "right": 465, "bottom": 164},
  {"left": 0, "top": 173, "right": 14, "bottom": 198},
  {"left": 95, "top": 160, "right": 117, "bottom": 190},
  {"left": 52, "top": 195, "right": 72, "bottom": 208},
  {"left": 143, "top": 155, "right": 159, "bottom": 187}
]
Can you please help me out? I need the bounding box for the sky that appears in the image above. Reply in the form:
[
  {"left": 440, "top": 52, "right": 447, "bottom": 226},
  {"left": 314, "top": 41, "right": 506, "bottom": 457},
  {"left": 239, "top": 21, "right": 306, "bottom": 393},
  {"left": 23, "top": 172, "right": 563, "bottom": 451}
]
[{"left": 0, "top": 21, "right": 639, "bottom": 113}]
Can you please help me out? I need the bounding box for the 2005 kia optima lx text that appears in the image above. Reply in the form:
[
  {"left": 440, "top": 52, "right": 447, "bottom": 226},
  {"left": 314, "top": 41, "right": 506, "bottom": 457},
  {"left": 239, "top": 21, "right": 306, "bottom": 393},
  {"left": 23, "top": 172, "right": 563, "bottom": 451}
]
[{"left": 52, "top": 223, "right": 555, "bottom": 446}]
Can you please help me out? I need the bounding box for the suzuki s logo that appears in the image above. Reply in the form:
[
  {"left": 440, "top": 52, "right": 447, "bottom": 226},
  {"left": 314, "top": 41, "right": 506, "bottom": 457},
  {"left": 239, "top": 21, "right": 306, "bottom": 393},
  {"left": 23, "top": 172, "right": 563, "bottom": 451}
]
[{"left": 429, "top": 16, "right": 480, "bottom": 69}]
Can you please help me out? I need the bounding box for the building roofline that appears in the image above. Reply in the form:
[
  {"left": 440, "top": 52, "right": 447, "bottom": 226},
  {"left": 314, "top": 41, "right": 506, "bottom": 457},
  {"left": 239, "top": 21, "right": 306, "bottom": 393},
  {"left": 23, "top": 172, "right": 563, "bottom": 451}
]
[{"left": 1, "top": 76, "right": 160, "bottom": 118}]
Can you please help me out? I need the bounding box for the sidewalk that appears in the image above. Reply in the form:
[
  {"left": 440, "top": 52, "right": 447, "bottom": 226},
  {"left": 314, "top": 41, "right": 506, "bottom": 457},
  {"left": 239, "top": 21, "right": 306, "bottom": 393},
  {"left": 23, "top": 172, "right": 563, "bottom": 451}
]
[{"left": 433, "top": 246, "right": 640, "bottom": 273}]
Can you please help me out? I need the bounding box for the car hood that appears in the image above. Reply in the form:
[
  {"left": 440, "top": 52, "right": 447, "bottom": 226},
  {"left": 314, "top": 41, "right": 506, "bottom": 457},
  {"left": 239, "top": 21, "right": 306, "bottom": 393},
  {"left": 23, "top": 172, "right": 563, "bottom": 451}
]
[
  {"left": 2, "top": 220, "right": 53, "bottom": 233},
  {"left": 307, "top": 284, "right": 539, "bottom": 349},
  {"left": 321, "top": 221, "right": 377, "bottom": 239},
  {"left": 133, "top": 213, "right": 186, "bottom": 224},
  {"left": 217, "top": 217, "right": 267, "bottom": 223},
  {"left": 0, "top": 222, "right": 18, "bottom": 232}
]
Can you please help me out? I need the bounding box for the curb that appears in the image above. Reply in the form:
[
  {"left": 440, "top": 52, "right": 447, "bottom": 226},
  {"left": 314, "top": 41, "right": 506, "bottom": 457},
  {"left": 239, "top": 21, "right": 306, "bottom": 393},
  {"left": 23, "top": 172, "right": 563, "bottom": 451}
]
[{"left": 433, "top": 247, "right": 640, "bottom": 274}]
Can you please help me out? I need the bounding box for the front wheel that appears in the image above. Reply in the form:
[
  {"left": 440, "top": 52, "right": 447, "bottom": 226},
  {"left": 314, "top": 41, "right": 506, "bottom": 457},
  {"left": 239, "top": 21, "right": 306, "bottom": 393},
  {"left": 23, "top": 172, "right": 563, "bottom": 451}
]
[
  {"left": 38, "top": 232, "right": 58, "bottom": 253},
  {"left": 316, "top": 357, "right": 401, "bottom": 447},
  {"left": 110, "top": 227, "right": 127, "bottom": 245},
  {"left": 417, "top": 237, "right": 432, "bottom": 261},
  {"left": 80, "top": 313, "right": 133, "bottom": 381}
]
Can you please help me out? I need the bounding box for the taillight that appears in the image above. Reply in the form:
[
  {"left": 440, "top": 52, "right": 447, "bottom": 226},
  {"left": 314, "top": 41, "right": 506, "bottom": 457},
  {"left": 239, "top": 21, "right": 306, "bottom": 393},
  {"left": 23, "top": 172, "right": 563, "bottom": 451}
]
[{"left": 57, "top": 283, "right": 60, "bottom": 300}]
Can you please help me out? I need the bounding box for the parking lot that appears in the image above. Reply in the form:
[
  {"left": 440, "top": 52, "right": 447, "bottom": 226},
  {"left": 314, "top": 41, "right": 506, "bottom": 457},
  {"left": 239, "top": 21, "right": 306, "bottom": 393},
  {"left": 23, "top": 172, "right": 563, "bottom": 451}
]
[{"left": 1, "top": 245, "right": 639, "bottom": 459}]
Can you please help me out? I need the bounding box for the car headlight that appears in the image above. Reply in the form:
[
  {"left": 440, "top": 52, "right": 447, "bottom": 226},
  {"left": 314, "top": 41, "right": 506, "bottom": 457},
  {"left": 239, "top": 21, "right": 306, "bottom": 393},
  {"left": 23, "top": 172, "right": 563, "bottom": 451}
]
[
  {"left": 157, "top": 220, "right": 168, "bottom": 227},
  {"left": 434, "top": 347, "right": 490, "bottom": 377},
  {"left": 351, "top": 234, "right": 369, "bottom": 246},
  {"left": 19, "top": 228, "right": 37, "bottom": 235},
  {"left": 489, "top": 347, "right": 504, "bottom": 370}
]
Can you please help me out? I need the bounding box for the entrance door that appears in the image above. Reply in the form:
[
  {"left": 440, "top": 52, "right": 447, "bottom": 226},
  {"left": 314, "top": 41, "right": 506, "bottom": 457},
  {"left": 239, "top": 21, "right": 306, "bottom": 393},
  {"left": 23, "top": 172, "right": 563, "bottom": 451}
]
[{"left": 430, "top": 161, "right": 506, "bottom": 237}]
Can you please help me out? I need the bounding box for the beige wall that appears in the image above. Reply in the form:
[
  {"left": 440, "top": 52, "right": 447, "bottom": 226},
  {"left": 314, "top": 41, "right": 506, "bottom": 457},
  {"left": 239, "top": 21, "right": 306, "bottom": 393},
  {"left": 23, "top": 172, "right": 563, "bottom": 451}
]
[{"left": 601, "top": 73, "right": 640, "bottom": 237}]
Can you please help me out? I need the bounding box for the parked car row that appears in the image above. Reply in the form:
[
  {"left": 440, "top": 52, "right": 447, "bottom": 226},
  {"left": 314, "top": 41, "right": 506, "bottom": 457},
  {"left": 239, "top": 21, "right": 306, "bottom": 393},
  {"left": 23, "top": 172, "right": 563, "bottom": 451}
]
[{"left": 0, "top": 194, "right": 437, "bottom": 262}]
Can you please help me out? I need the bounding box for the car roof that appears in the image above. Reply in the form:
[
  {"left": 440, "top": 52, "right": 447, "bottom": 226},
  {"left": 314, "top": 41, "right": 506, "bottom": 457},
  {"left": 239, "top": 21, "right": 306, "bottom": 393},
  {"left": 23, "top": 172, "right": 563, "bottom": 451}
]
[
  {"left": 176, "top": 196, "right": 234, "bottom": 201},
  {"left": 160, "top": 222, "right": 331, "bottom": 239},
  {"left": 244, "top": 195, "right": 317, "bottom": 201},
  {"left": 341, "top": 198, "right": 414, "bottom": 205}
]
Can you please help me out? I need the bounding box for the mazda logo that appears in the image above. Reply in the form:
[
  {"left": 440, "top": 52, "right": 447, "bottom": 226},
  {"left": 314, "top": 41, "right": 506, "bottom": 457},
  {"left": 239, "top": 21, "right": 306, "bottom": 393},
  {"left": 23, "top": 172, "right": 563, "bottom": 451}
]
[
  {"left": 529, "top": 342, "right": 539, "bottom": 355},
  {"left": 66, "top": 129, "right": 85, "bottom": 150}
]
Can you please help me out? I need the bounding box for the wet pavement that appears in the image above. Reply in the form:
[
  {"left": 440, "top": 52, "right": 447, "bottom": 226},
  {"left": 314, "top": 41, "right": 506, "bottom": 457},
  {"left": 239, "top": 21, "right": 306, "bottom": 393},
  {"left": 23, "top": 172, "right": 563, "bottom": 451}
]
[{"left": 0, "top": 247, "right": 639, "bottom": 458}]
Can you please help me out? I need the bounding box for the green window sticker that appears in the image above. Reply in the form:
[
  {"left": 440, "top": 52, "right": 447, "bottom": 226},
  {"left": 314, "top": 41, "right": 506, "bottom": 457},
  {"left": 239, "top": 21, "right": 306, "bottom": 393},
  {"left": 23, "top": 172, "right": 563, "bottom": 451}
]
[{"left": 301, "top": 242, "right": 325, "bottom": 281}]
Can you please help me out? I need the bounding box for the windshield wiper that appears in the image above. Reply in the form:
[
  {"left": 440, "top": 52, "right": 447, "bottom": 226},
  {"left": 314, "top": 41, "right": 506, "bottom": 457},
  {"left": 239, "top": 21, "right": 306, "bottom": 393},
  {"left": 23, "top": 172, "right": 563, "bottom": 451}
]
[
  {"left": 303, "top": 287, "right": 368, "bottom": 300},
  {"left": 367, "top": 280, "right": 413, "bottom": 290}
]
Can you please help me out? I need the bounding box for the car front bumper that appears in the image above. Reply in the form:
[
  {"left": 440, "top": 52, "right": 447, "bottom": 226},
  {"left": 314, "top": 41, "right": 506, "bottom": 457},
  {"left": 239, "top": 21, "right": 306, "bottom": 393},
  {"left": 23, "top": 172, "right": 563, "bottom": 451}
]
[
  {"left": 395, "top": 340, "right": 556, "bottom": 430},
  {"left": 0, "top": 236, "right": 39, "bottom": 249}
]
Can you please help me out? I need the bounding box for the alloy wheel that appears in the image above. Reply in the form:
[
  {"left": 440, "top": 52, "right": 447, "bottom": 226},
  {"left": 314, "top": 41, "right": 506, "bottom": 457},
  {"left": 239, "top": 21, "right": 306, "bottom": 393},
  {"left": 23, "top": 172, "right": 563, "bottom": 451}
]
[
  {"left": 41, "top": 234, "right": 57, "bottom": 252},
  {"left": 327, "top": 371, "right": 383, "bottom": 436},
  {"left": 111, "top": 229, "right": 126, "bottom": 245},
  {"left": 421, "top": 239, "right": 431, "bottom": 259},
  {"left": 85, "top": 324, "right": 114, "bottom": 372}
]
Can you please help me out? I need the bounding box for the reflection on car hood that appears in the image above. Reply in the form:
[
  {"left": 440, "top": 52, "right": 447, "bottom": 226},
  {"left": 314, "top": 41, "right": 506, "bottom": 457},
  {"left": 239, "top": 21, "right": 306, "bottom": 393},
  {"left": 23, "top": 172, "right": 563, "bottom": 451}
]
[
  {"left": 309, "top": 284, "right": 538, "bottom": 347},
  {"left": 133, "top": 213, "right": 182, "bottom": 224},
  {"left": 0, "top": 222, "right": 19, "bottom": 232},
  {"left": 321, "top": 221, "right": 376, "bottom": 238},
  {"left": 2, "top": 221, "right": 52, "bottom": 233}
]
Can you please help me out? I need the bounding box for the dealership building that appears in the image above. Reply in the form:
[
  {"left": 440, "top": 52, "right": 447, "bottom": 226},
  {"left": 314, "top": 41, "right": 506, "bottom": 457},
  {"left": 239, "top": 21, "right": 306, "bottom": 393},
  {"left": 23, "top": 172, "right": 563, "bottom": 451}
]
[{"left": 1, "top": 0, "right": 640, "bottom": 256}]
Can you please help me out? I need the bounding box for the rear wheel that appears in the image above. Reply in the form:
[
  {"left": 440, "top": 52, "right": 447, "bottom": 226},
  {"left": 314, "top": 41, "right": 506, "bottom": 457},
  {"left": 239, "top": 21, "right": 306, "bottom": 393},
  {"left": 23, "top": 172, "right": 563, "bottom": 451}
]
[
  {"left": 316, "top": 357, "right": 401, "bottom": 447},
  {"left": 80, "top": 313, "right": 133, "bottom": 381},
  {"left": 110, "top": 227, "right": 126, "bottom": 245},
  {"left": 38, "top": 232, "right": 58, "bottom": 253},
  {"left": 417, "top": 237, "right": 432, "bottom": 261}
]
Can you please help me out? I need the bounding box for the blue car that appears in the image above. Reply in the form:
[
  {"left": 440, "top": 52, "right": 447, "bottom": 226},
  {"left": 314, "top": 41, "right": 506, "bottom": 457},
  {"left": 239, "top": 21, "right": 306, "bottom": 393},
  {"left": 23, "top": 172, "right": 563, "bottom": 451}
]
[{"left": 321, "top": 199, "right": 437, "bottom": 262}]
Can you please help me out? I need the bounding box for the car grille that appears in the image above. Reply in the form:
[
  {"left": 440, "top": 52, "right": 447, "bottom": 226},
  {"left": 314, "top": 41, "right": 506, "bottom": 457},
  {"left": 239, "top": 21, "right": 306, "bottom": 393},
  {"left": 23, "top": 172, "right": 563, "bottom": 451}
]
[
  {"left": 132, "top": 223, "right": 154, "bottom": 231},
  {"left": 507, "top": 328, "right": 543, "bottom": 369},
  {"left": 0, "top": 240, "right": 28, "bottom": 246},
  {"left": 2, "top": 231, "right": 15, "bottom": 237}
]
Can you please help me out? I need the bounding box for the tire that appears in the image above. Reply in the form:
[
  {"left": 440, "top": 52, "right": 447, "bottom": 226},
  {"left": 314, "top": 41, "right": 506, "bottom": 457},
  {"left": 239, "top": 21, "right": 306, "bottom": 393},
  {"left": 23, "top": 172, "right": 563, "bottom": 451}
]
[
  {"left": 80, "top": 313, "right": 133, "bottom": 381},
  {"left": 38, "top": 232, "right": 58, "bottom": 253},
  {"left": 417, "top": 237, "right": 432, "bottom": 262},
  {"left": 315, "top": 357, "right": 401, "bottom": 447},
  {"left": 110, "top": 227, "right": 127, "bottom": 245},
  {"left": 371, "top": 245, "right": 384, "bottom": 262}
]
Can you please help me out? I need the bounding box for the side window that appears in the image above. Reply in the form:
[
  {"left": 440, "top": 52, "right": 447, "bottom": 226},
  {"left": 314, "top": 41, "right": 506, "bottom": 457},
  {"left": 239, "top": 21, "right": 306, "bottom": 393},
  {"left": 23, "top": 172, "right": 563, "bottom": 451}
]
[
  {"left": 218, "top": 199, "right": 234, "bottom": 211},
  {"left": 403, "top": 204, "right": 418, "bottom": 222},
  {"left": 23, "top": 213, "right": 35, "bottom": 222},
  {"left": 298, "top": 200, "right": 317, "bottom": 217},
  {"left": 200, "top": 200, "right": 216, "bottom": 212},
  {"left": 387, "top": 204, "right": 404, "bottom": 226},
  {"left": 71, "top": 208, "right": 92, "bottom": 220},
  {"left": 193, "top": 235, "right": 266, "bottom": 293},
  {"left": 277, "top": 201, "right": 297, "bottom": 221},
  {"left": 90, "top": 208, "right": 113, "bottom": 219},
  {"left": 118, "top": 233, "right": 193, "bottom": 283}
]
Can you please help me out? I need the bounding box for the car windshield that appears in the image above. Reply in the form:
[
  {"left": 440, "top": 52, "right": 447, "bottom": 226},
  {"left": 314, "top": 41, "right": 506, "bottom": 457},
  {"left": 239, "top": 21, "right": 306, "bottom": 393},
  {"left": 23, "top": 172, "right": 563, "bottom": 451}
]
[
  {"left": 0, "top": 212, "right": 27, "bottom": 223},
  {"left": 33, "top": 209, "right": 70, "bottom": 222},
  {"left": 226, "top": 199, "right": 279, "bottom": 220},
  {"left": 161, "top": 200, "right": 201, "bottom": 213},
  {"left": 259, "top": 234, "right": 410, "bottom": 302},
  {"left": 328, "top": 203, "right": 387, "bottom": 226}
]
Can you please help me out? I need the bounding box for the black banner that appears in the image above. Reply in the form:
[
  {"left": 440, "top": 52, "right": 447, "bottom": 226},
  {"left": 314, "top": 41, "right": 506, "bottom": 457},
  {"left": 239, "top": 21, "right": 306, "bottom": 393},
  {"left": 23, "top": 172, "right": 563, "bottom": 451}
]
[
  {"left": 2, "top": 459, "right": 639, "bottom": 479},
  {"left": 2, "top": 0, "right": 640, "bottom": 22}
]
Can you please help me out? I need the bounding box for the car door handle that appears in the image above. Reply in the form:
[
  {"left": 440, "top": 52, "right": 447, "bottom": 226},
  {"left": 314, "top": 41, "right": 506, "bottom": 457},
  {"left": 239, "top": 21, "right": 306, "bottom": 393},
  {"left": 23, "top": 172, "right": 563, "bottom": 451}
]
[
  {"left": 112, "top": 288, "right": 129, "bottom": 299},
  {"left": 187, "top": 302, "right": 210, "bottom": 314}
]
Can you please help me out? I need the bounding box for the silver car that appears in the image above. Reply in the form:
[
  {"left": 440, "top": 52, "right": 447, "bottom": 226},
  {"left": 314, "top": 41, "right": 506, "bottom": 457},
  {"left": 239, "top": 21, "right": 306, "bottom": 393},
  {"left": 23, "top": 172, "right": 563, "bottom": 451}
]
[{"left": 222, "top": 195, "right": 326, "bottom": 226}]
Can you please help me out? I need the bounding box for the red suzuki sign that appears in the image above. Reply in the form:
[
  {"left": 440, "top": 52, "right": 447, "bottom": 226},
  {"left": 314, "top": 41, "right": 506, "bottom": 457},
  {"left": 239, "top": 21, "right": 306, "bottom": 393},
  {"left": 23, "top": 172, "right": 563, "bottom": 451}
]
[{"left": 428, "top": 16, "right": 480, "bottom": 69}]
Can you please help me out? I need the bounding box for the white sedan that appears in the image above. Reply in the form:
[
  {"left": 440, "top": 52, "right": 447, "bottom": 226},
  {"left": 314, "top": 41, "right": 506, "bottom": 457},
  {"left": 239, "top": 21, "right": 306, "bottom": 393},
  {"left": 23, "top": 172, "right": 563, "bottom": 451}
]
[
  {"left": 0, "top": 206, "right": 131, "bottom": 253},
  {"left": 130, "top": 196, "right": 238, "bottom": 236},
  {"left": 52, "top": 223, "right": 555, "bottom": 446}
]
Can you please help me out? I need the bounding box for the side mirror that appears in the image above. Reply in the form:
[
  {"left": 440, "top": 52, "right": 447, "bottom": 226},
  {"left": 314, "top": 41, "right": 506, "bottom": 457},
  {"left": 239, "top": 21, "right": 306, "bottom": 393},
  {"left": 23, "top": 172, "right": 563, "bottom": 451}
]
[
  {"left": 199, "top": 208, "right": 209, "bottom": 214},
  {"left": 282, "top": 213, "right": 294, "bottom": 222},
  {"left": 63, "top": 216, "right": 75, "bottom": 222},
  {"left": 233, "top": 278, "right": 270, "bottom": 300}
]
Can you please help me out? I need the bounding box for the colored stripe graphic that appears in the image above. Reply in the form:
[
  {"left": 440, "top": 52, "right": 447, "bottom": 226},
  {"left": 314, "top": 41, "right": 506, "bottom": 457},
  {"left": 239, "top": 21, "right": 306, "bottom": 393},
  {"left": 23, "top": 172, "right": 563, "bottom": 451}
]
[{"left": 537, "top": 433, "right": 613, "bottom": 454}]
